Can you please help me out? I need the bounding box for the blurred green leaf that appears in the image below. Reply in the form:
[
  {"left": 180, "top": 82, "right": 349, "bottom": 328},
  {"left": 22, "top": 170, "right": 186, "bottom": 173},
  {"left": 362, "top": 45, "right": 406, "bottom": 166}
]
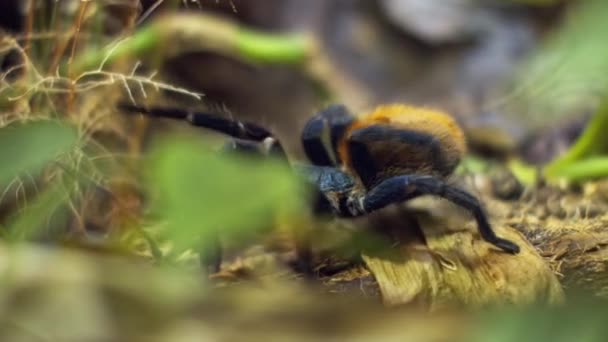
[
  {"left": 473, "top": 298, "right": 608, "bottom": 342},
  {"left": 457, "top": 156, "right": 491, "bottom": 175},
  {"left": 510, "top": 0, "right": 608, "bottom": 126},
  {"left": 0, "top": 120, "right": 78, "bottom": 185},
  {"left": 71, "top": 14, "right": 311, "bottom": 74},
  {"left": 544, "top": 98, "right": 608, "bottom": 182},
  {"left": 6, "top": 182, "right": 69, "bottom": 242},
  {"left": 507, "top": 158, "right": 538, "bottom": 186},
  {"left": 236, "top": 29, "right": 310, "bottom": 64},
  {"left": 545, "top": 157, "right": 608, "bottom": 182},
  {"left": 147, "top": 137, "right": 305, "bottom": 253}
]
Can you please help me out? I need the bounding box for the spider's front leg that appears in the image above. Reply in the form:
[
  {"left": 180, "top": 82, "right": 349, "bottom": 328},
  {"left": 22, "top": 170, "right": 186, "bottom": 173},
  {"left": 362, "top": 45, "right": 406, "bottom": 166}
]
[
  {"left": 292, "top": 164, "right": 359, "bottom": 274},
  {"left": 346, "top": 175, "right": 520, "bottom": 254},
  {"left": 290, "top": 104, "right": 355, "bottom": 274},
  {"left": 196, "top": 138, "right": 289, "bottom": 274}
]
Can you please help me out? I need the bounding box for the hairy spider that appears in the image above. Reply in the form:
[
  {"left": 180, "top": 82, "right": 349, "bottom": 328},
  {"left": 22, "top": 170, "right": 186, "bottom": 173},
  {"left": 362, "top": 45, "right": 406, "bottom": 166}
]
[{"left": 119, "top": 103, "right": 520, "bottom": 271}]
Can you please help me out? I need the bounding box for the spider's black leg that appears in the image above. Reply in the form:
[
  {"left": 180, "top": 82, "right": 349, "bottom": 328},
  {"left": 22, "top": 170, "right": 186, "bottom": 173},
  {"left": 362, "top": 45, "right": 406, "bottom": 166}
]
[
  {"left": 350, "top": 175, "right": 520, "bottom": 254},
  {"left": 118, "top": 104, "right": 284, "bottom": 153},
  {"left": 195, "top": 138, "right": 289, "bottom": 274},
  {"left": 302, "top": 104, "right": 355, "bottom": 166},
  {"left": 220, "top": 138, "right": 288, "bottom": 161},
  {"left": 198, "top": 233, "right": 222, "bottom": 274},
  {"left": 296, "top": 105, "right": 353, "bottom": 274},
  {"left": 293, "top": 164, "right": 357, "bottom": 214}
]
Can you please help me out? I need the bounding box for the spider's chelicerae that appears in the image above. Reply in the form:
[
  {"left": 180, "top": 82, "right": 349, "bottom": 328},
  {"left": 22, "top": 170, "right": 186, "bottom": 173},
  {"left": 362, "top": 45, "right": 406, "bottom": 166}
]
[{"left": 120, "top": 103, "right": 520, "bottom": 271}]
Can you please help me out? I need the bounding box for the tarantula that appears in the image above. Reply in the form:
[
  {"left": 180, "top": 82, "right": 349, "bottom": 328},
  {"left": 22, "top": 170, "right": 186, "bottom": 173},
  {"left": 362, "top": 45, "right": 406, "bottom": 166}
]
[{"left": 120, "top": 103, "right": 520, "bottom": 272}]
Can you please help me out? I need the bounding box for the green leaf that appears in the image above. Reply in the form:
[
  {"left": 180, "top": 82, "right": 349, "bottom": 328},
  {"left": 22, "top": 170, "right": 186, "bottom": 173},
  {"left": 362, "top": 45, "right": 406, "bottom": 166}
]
[
  {"left": 511, "top": 0, "right": 608, "bottom": 127},
  {"left": 544, "top": 99, "right": 608, "bottom": 182},
  {"left": 0, "top": 120, "right": 78, "bottom": 185},
  {"left": 236, "top": 29, "right": 309, "bottom": 64},
  {"left": 6, "top": 182, "right": 70, "bottom": 242},
  {"left": 472, "top": 298, "right": 608, "bottom": 342},
  {"left": 146, "top": 137, "right": 305, "bottom": 253}
]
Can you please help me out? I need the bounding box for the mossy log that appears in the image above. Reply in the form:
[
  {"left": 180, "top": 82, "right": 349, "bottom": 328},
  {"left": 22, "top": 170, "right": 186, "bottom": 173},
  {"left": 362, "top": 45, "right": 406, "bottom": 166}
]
[{"left": 357, "top": 200, "right": 565, "bottom": 308}]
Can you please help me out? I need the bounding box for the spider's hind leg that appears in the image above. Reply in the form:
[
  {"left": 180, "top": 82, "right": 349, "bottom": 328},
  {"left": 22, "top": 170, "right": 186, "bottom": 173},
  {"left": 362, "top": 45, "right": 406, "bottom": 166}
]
[
  {"left": 220, "top": 138, "right": 325, "bottom": 277},
  {"left": 359, "top": 175, "right": 520, "bottom": 254}
]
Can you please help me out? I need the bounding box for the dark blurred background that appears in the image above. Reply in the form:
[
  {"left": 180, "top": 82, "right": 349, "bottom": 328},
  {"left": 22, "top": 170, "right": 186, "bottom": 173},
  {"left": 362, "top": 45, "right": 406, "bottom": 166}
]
[{"left": 0, "top": 0, "right": 576, "bottom": 161}]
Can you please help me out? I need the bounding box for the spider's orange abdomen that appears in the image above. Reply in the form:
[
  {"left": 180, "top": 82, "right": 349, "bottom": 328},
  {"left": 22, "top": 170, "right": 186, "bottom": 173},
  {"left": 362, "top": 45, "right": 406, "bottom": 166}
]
[{"left": 338, "top": 104, "right": 466, "bottom": 186}]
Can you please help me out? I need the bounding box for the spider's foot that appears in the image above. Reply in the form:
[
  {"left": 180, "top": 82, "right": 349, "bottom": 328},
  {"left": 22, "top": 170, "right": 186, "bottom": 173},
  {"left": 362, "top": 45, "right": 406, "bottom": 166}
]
[{"left": 492, "top": 238, "right": 520, "bottom": 254}]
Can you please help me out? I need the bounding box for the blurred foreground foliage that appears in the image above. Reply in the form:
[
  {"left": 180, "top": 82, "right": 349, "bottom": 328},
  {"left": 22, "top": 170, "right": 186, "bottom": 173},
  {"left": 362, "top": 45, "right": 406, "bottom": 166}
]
[
  {"left": 0, "top": 243, "right": 606, "bottom": 341},
  {"left": 145, "top": 136, "right": 305, "bottom": 256},
  {"left": 0, "top": 120, "right": 77, "bottom": 185},
  {"left": 0, "top": 0, "right": 310, "bottom": 261},
  {"left": 0, "top": 120, "right": 78, "bottom": 241},
  {"left": 472, "top": 296, "right": 608, "bottom": 342},
  {"left": 0, "top": 118, "right": 304, "bottom": 262}
]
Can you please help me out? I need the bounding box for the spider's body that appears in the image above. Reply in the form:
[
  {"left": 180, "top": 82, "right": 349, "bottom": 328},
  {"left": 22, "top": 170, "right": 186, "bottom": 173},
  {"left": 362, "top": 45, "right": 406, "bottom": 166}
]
[
  {"left": 301, "top": 104, "right": 469, "bottom": 216},
  {"left": 339, "top": 105, "right": 466, "bottom": 183},
  {"left": 120, "top": 102, "right": 520, "bottom": 271}
]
